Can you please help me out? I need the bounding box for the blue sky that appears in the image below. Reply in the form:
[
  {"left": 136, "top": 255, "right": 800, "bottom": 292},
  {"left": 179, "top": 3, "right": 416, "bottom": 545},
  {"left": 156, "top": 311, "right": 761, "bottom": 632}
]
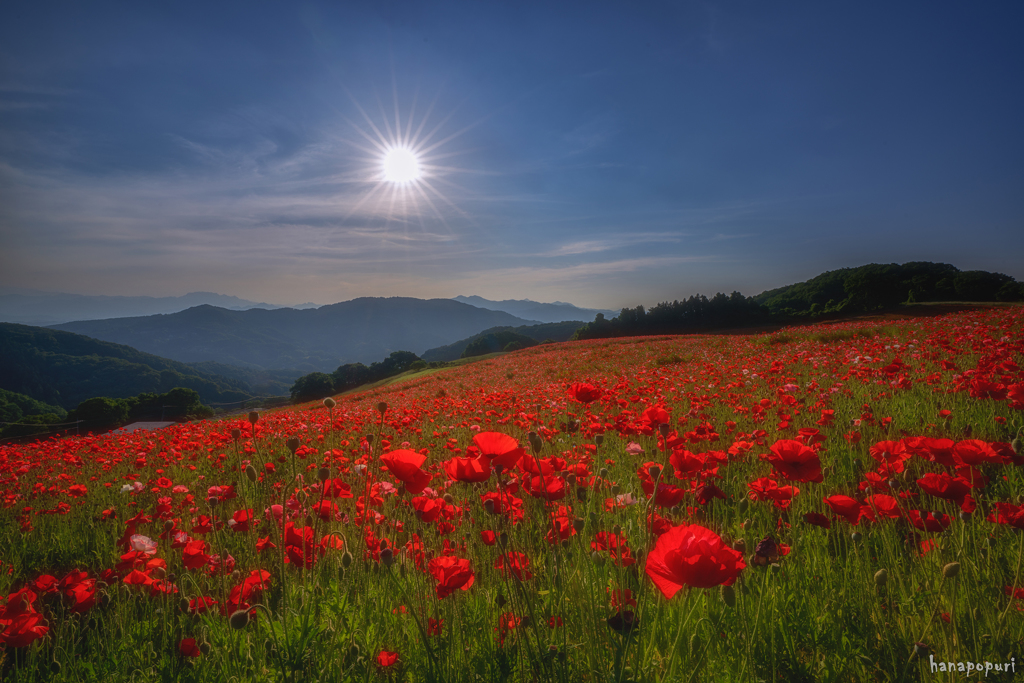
[{"left": 1, "top": 1, "right": 1021, "bottom": 310}]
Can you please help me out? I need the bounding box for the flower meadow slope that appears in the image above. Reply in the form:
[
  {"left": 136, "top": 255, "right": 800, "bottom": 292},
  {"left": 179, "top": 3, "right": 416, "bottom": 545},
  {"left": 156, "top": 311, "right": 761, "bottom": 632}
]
[{"left": 1, "top": 307, "right": 1024, "bottom": 682}]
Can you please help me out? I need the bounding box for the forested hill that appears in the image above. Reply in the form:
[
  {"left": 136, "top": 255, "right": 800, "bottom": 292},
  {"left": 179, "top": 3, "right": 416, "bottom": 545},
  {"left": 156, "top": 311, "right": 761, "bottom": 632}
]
[
  {"left": 572, "top": 262, "right": 1023, "bottom": 341},
  {"left": 0, "top": 323, "right": 252, "bottom": 410},
  {"left": 752, "top": 262, "right": 1021, "bottom": 316}
]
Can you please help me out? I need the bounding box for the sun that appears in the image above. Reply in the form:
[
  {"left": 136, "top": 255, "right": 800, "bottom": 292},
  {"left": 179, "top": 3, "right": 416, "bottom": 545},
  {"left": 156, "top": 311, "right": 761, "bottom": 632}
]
[
  {"left": 338, "top": 85, "right": 481, "bottom": 229},
  {"left": 381, "top": 146, "right": 421, "bottom": 184}
]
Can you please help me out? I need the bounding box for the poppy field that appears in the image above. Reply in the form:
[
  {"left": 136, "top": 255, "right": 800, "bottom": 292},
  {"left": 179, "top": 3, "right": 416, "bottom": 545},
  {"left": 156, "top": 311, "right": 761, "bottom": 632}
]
[{"left": 2, "top": 306, "right": 1024, "bottom": 682}]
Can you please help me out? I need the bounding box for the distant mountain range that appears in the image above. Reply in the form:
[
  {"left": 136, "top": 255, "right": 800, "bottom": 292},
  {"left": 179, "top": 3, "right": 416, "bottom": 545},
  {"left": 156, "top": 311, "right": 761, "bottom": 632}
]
[
  {"left": 0, "top": 289, "right": 319, "bottom": 326},
  {"left": 452, "top": 296, "right": 615, "bottom": 324},
  {"left": 50, "top": 298, "right": 538, "bottom": 372}
]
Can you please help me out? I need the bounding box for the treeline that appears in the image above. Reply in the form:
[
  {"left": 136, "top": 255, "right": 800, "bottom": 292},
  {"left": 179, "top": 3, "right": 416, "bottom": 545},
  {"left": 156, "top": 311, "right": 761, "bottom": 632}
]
[
  {"left": 1, "top": 387, "right": 213, "bottom": 439},
  {"left": 573, "top": 292, "right": 768, "bottom": 340},
  {"left": 572, "top": 262, "right": 1023, "bottom": 341},
  {"left": 290, "top": 351, "right": 440, "bottom": 403}
]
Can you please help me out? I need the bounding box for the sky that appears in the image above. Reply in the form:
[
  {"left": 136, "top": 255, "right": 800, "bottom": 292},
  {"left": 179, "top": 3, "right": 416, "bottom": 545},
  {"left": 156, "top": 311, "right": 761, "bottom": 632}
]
[{"left": 1, "top": 1, "right": 1022, "bottom": 310}]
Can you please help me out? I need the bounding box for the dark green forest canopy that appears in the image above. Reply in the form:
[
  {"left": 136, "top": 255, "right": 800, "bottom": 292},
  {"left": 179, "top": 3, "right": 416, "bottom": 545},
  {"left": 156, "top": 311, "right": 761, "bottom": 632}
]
[{"left": 0, "top": 323, "right": 252, "bottom": 410}]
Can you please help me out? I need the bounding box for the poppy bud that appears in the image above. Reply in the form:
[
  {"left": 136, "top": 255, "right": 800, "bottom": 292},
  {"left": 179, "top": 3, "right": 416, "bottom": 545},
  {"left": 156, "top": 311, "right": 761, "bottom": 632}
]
[
  {"left": 648, "top": 466, "right": 661, "bottom": 480},
  {"left": 576, "top": 487, "right": 588, "bottom": 502},
  {"left": 341, "top": 551, "right": 353, "bottom": 568},
  {"left": 913, "top": 642, "right": 929, "bottom": 658},
  {"left": 874, "top": 569, "right": 888, "bottom": 586},
  {"left": 853, "top": 458, "right": 863, "bottom": 470},
  {"left": 318, "top": 467, "right": 330, "bottom": 482},
  {"left": 199, "top": 641, "right": 212, "bottom": 655},
  {"left": 732, "top": 539, "right": 746, "bottom": 553},
  {"left": 231, "top": 428, "right": 241, "bottom": 440},
  {"left": 304, "top": 515, "right": 314, "bottom": 528},
  {"left": 248, "top": 412, "right": 260, "bottom": 425},
  {"left": 483, "top": 499, "right": 495, "bottom": 514},
  {"left": 208, "top": 497, "right": 219, "bottom": 507},
  {"left": 323, "top": 397, "right": 337, "bottom": 409},
  {"left": 245, "top": 465, "right": 258, "bottom": 482},
  {"left": 1012, "top": 438, "right": 1021, "bottom": 455},
  {"left": 152, "top": 567, "right": 166, "bottom": 580},
  {"left": 721, "top": 585, "right": 736, "bottom": 608},
  {"left": 443, "top": 493, "right": 454, "bottom": 504},
  {"left": 348, "top": 644, "right": 360, "bottom": 659},
  {"left": 287, "top": 438, "right": 300, "bottom": 454},
  {"left": 229, "top": 610, "right": 251, "bottom": 630},
  {"left": 737, "top": 498, "right": 749, "bottom": 513},
  {"left": 366, "top": 434, "right": 374, "bottom": 445},
  {"left": 495, "top": 593, "right": 506, "bottom": 607},
  {"left": 381, "top": 548, "right": 394, "bottom": 566},
  {"left": 599, "top": 467, "right": 608, "bottom": 479},
  {"left": 959, "top": 510, "right": 972, "bottom": 522},
  {"left": 561, "top": 538, "right": 570, "bottom": 549},
  {"left": 611, "top": 485, "right": 621, "bottom": 495},
  {"left": 376, "top": 402, "right": 388, "bottom": 414},
  {"left": 164, "top": 520, "right": 175, "bottom": 531},
  {"left": 498, "top": 532, "right": 509, "bottom": 547},
  {"left": 851, "top": 532, "right": 862, "bottom": 543},
  {"left": 179, "top": 597, "right": 190, "bottom": 611},
  {"left": 741, "top": 518, "right": 751, "bottom": 530},
  {"left": 566, "top": 473, "right": 577, "bottom": 486},
  {"left": 573, "top": 518, "right": 585, "bottom": 533},
  {"left": 595, "top": 434, "right": 604, "bottom": 446},
  {"left": 592, "top": 551, "right": 606, "bottom": 566},
  {"left": 659, "top": 423, "right": 670, "bottom": 438},
  {"left": 942, "top": 562, "right": 960, "bottom": 578}
]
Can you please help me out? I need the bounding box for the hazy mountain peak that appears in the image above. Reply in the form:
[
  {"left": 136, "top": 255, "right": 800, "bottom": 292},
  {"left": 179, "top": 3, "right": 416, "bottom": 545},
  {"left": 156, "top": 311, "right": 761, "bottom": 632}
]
[{"left": 451, "top": 295, "right": 616, "bottom": 324}]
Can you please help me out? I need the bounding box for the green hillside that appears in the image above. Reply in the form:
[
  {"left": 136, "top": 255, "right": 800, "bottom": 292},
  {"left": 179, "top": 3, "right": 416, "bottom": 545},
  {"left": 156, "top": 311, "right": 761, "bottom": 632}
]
[{"left": 0, "top": 323, "right": 253, "bottom": 410}]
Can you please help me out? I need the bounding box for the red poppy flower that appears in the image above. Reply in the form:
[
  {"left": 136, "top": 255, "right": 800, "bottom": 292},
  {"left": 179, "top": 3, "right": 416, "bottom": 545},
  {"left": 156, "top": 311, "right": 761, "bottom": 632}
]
[
  {"left": 427, "top": 618, "right": 444, "bottom": 636},
  {"left": 764, "top": 440, "right": 823, "bottom": 483},
  {"left": 473, "top": 432, "right": 526, "bottom": 469},
  {"left": 989, "top": 502, "right": 1024, "bottom": 530},
  {"left": 381, "top": 449, "right": 433, "bottom": 493},
  {"left": 917, "top": 472, "right": 972, "bottom": 506},
  {"left": 428, "top": 556, "right": 475, "bottom": 599},
  {"left": 568, "top": 382, "right": 603, "bottom": 404},
  {"left": 645, "top": 524, "right": 745, "bottom": 598},
  {"left": 592, "top": 532, "right": 636, "bottom": 567},
  {"left": 494, "top": 552, "right": 533, "bottom": 581},
  {"left": 376, "top": 650, "right": 399, "bottom": 667},
  {"left": 803, "top": 512, "right": 831, "bottom": 529},
  {"left": 1, "top": 612, "right": 49, "bottom": 648},
  {"left": 322, "top": 478, "right": 354, "bottom": 499},
  {"left": 179, "top": 637, "right": 202, "bottom": 657},
  {"left": 865, "top": 494, "right": 902, "bottom": 520},
  {"left": 444, "top": 457, "right": 491, "bottom": 483},
  {"left": 953, "top": 440, "right": 1000, "bottom": 467},
  {"left": 824, "top": 495, "right": 865, "bottom": 525},
  {"left": 480, "top": 530, "right": 497, "bottom": 546},
  {"left": 908, "top": 510, "right": 952, "bottom": 533}
]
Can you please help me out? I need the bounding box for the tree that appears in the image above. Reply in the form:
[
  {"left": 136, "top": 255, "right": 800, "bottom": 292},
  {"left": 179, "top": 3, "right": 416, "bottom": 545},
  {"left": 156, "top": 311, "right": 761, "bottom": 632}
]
[
  {"left": 67, "top": 397, "right": 131, "bottom": 433},
  {"left": 290, "top": 373, "right": 336, "bottom": 404}
]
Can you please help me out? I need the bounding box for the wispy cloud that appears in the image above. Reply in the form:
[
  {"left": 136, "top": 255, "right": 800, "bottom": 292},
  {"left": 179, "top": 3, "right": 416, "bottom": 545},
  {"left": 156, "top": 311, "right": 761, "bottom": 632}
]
[{"left": 546, "top": 232, "right": 684, "bottom": 256}]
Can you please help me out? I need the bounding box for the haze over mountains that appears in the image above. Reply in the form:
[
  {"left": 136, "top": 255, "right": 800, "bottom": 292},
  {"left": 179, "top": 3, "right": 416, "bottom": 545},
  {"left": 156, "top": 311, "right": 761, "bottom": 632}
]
[
  {"left": 0, "top": 289, "right": 319, "bottom": 326},
  {"left": 50, "top": 298, "right": 540, "bottom": 371},
  {"left": 451, "top": 296, "right": 616, "bottom": 324}
]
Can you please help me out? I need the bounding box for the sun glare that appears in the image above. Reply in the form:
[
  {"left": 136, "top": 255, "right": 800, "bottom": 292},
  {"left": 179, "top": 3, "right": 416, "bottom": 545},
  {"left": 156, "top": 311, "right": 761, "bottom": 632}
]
[
  {"left": 340, "top": 85, "right": 480, "bottom": 230},
  {"left": 382, "top": 147, "right": 421, "bottom": 184}
]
